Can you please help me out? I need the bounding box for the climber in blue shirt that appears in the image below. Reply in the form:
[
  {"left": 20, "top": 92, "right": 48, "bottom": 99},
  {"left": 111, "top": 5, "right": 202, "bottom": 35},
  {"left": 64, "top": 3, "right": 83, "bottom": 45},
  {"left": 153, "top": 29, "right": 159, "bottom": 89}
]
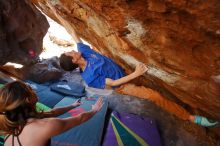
[
  {"left": 76, "top": 43, "right": 127, "bottom": 89},
  {"left": 60, "top": 42, "right": 147, "bottom": 89},
  {"left": 59, "top": 33, "right": 147, "bottom": 89}
]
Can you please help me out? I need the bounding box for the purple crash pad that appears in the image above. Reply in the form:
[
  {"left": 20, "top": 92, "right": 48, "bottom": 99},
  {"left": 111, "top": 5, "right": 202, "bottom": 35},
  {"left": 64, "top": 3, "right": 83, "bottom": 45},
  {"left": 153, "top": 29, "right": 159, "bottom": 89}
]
[{"left": 103, "top": 111, "right": 162, "bottom": 146}]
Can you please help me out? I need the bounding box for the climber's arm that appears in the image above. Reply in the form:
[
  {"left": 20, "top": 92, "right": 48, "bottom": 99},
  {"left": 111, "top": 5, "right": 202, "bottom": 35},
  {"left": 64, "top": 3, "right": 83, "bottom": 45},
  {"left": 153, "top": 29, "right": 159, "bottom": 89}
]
[{"left": 105, "top": 63, "right": 147, "bottom": 87}]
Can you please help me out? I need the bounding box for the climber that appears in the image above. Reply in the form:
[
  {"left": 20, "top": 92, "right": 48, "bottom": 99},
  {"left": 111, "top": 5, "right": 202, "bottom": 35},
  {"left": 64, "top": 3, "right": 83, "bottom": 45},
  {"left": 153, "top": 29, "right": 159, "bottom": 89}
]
[
  {"left": 59, "top": 28, "right": 219, "bottom": 127},
  {"left": 0, "top": 81, "right": 103, "bottom": 146}
]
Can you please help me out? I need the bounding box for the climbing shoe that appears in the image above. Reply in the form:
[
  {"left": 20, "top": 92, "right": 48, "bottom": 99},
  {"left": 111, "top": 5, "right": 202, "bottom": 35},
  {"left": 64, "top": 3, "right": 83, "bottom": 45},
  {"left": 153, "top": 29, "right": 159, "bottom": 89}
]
[{"left": 194, "top": 115, "right": 219, "bottom": 128}]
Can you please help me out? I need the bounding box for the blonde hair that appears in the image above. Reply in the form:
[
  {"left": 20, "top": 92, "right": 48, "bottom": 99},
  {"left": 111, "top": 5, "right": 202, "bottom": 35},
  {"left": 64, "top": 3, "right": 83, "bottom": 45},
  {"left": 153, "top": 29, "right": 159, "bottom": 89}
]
[{"left": 0, "top": 81, "right": 42, "bottom": 136}]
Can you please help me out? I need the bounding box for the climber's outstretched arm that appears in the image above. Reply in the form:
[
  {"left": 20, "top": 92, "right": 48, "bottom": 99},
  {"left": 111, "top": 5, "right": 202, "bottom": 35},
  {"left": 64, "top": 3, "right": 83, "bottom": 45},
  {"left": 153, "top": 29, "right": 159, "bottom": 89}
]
[{"left": 105, "top": 63, "right": 147, "bottom": 87}]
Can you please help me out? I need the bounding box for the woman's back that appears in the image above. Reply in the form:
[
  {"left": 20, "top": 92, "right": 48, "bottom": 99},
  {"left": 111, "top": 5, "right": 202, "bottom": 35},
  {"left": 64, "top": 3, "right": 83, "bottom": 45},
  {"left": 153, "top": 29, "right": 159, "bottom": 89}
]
[{"left": 4, "top": 118, "right": 51, "bottom": 146}]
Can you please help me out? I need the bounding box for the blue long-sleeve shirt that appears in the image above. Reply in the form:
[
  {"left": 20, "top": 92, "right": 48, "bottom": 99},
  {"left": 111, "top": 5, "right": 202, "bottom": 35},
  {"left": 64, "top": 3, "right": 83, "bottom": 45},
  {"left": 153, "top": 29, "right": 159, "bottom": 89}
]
[{"left": 77, "top": 43, "right": 125, "bottom": 89}]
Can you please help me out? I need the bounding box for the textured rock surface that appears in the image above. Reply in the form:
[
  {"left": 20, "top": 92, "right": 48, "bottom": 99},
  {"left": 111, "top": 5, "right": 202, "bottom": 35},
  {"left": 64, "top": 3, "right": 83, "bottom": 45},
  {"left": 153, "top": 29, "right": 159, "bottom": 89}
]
[
  {"left": 32, "top": 0, "right": 220, "bottom": 120},
  {"left": 0, "top": 0, "right": 49, "bottom": 65}
]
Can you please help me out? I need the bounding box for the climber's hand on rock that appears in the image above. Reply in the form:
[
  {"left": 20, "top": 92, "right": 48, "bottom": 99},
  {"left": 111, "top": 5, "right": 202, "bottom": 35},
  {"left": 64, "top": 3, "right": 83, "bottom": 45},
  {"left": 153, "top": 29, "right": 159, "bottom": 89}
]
[{"left": 134, "top": 63, "right": 148, "bottom": 76}]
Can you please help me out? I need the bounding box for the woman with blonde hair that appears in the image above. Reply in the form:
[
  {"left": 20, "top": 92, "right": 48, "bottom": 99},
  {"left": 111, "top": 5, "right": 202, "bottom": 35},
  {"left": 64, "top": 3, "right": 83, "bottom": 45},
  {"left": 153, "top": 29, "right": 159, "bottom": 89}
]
[{"left": 0, "top": 81, "right": 103, "bottom": 146}]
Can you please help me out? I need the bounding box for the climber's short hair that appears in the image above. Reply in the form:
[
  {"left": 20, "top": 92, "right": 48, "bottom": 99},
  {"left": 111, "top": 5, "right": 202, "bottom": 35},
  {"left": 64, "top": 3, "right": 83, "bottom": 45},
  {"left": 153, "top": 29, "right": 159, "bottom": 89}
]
[{"left": 59, "top": 53, "right": 79, "bottom": 71}]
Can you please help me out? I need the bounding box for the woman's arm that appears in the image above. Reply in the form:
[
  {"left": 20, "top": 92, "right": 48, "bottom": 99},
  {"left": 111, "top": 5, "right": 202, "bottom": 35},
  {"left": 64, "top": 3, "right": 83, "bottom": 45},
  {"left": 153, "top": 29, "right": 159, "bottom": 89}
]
[
  {"left": 106, "top": 63, "right": 147, "bottom": 87},
  {"left": 43, "top": 97, "right": 103, "bottom": 137},
  {"left": 42, "top": 99, "right": 81, "bottom": 118}
]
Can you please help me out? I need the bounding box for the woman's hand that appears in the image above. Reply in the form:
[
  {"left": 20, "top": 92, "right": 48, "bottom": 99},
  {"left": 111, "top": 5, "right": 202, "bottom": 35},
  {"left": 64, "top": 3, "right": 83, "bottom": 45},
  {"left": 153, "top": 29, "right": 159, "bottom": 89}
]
[
  {"left": 91, "top": 97, "right": 103, "bottom": 113},
  {"left": 71, "top": 99, "right": 82, "bottom": 108}
]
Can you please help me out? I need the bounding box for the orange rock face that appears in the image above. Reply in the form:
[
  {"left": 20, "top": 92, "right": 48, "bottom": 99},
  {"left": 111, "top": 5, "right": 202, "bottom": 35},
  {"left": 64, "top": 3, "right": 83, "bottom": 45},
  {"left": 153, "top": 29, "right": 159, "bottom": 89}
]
[{"left": 32, "top": 0, "right": 220, "bottom": 120}]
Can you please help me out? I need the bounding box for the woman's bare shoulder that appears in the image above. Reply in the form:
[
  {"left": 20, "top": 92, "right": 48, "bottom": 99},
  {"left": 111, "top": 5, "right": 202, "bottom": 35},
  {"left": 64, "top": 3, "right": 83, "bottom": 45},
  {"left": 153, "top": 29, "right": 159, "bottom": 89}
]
[{"left": 25, "top": 117, "right": 60, "bottom": 131}]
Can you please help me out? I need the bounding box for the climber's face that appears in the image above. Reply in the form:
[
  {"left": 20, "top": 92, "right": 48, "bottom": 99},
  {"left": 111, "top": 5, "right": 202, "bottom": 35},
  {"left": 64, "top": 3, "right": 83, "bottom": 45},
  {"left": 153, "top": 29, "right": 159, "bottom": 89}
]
[{"left": 66, "top": 50, "right": 82, "bottom": 64}]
